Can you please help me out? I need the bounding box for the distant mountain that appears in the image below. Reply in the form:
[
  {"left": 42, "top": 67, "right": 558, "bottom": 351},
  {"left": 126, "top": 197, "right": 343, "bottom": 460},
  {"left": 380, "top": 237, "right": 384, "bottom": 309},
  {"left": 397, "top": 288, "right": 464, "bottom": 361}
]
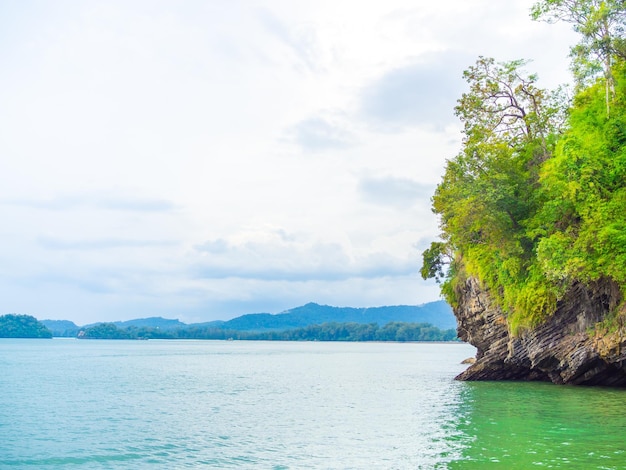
[
  {"left": 112, "top": 317, "right": 187, "bottom": 330},
  {"left": 41, "top": 319, "right": 80, "bottom": 337},
  {"left": 208, "top": 301, "right": 456, "bottom": 331}
]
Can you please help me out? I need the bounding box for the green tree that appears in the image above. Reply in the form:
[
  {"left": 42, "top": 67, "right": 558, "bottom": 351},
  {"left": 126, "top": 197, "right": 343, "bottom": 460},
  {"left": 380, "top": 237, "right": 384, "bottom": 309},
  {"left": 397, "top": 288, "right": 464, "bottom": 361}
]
[
  {"left": 421, "top": 241, "right": 452, "bottom": 283},
  {"left": 531, "top": 0, "right": 626, "bottom": 115},
  {"left": 455, "top": 57, "right": 567, "bottom": 153}
]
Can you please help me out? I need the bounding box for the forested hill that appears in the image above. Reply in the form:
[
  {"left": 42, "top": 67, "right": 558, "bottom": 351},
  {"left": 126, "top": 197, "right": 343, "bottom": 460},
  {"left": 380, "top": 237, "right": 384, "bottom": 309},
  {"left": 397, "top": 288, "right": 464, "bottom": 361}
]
[
  {"left": 0, "top": 314, "right": 52, "bottom": 338},
  {"left": 203, "top": 301, "right": 456, "bottom": 331}
]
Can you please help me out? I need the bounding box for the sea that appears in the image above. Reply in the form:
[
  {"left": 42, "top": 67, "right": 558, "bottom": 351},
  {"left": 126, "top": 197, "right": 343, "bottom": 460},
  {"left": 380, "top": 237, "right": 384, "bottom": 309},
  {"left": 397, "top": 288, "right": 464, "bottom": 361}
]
[{"left": 1, "top": 339, "right": 625, "bottom": 469}]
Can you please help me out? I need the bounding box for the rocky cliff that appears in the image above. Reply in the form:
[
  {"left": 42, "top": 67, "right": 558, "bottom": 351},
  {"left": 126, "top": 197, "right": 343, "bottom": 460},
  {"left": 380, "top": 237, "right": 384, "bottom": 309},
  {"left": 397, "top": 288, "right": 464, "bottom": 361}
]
[{"left": 455, "top": 277, "right": 626, "bottom": 386}]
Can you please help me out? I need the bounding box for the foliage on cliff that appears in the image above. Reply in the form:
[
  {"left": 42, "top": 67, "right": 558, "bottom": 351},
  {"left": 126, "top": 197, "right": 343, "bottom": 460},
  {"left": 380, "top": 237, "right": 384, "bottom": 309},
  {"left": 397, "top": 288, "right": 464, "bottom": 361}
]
[{"left": 422, "top": 0, "right": 626, "bottom": 334}]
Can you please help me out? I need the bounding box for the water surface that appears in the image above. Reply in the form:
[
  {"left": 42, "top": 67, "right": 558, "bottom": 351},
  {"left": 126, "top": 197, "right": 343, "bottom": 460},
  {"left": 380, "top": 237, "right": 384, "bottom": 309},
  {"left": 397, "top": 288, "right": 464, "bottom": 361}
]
[{"left": 1, "top": 339, "right": 625, "bottom": 469}]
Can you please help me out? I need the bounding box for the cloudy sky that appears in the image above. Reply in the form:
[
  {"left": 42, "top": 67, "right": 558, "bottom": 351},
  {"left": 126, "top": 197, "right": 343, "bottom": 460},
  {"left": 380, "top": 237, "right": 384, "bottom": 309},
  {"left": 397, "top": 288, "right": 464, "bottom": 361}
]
[{"left": 0, "top": 0, "right": 577, "bottom": 324}]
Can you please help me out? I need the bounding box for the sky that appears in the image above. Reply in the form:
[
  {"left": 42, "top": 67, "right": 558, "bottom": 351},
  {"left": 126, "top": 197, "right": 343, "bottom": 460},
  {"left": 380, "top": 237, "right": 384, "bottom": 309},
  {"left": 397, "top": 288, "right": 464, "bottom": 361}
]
[{"left": 0, "top": 0, "right": 578, "bottom": 325}]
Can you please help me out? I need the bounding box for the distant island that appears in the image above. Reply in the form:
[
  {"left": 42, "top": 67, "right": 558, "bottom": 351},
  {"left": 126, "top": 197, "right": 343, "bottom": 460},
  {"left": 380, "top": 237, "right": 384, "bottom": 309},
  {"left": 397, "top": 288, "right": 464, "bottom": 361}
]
[
  {"left": 30, "top": 301, "right": 458, "bottom": 342},
  {"left": 0, "top": 314, "right": 52, "bottom": 338}
]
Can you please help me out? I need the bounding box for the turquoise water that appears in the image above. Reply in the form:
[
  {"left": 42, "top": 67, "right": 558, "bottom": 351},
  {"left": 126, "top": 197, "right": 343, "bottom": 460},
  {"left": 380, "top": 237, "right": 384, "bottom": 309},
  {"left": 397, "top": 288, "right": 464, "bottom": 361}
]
[
  {"left": 449, "top": 381, "right": 626, "bottom": 469},
  {"left": 1, "top": 339, "right": 625, "bottom": 469}
]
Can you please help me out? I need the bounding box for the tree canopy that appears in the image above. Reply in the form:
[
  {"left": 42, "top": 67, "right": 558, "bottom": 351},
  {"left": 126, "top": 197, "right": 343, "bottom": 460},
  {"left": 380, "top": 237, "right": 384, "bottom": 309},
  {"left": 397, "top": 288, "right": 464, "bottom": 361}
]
[
  {"left": 532, "top": 0, "right": 626, "bottom": 114},
  {"left": 422, "top": 1, "right": 626, "bottom": 334}
]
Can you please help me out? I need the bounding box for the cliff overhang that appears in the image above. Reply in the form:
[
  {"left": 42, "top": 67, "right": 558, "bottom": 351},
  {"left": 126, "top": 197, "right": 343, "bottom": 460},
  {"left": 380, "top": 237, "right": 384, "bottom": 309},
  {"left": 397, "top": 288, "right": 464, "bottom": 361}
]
[{"left": 455, "top": 277, "right": 626, "bottom": 386}]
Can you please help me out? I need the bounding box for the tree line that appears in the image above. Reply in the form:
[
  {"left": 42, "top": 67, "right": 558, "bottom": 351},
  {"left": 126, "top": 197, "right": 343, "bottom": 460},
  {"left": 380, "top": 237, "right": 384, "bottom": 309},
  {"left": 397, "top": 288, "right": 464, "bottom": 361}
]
[
  {"left": 0, "top": 313, "right": 457, "bottom": 341},
  {"left": 78, "top": 321, "right": 458, "bottom": 342}
]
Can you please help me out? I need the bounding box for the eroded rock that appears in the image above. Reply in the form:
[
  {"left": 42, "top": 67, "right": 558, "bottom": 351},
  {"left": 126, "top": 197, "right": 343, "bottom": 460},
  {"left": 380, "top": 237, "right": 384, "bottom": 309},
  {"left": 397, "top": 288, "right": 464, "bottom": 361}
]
[{"left": 455, "top": 277, "right": 626, "bottom": 386}]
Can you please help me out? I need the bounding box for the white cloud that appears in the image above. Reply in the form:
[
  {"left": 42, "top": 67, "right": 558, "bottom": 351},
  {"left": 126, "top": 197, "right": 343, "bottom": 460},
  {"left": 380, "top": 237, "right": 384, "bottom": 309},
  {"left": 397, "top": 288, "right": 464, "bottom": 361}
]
[
  {"left": 288, "top": 115, "right": 355, "bottom": 152},
  {"left": 3, "top": 193, "right": 178, "bottom": 212},
  {"left": 358, "top": 176, "right": 435, "bottom": 209},
  {"left": 359, "top": 53, "right": 470, "bottom": 131},
  {"left": 191, "top": 233, "right": 417, "bottom": 282},
  {"left": 38, "top": 237, "right": 178, "bottom": 251}
]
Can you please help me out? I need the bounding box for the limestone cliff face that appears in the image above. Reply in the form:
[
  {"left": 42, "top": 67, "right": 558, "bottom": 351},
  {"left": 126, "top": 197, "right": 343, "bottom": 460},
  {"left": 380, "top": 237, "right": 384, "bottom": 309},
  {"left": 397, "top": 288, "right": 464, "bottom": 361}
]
[{"left": 455, "top": 277, "right": 626, "bottom": 386}]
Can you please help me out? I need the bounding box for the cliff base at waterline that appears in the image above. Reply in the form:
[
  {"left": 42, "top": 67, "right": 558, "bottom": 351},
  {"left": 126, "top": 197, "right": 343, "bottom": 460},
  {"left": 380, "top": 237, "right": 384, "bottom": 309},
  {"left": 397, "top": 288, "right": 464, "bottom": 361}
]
[{"left": 455, "top": 277, "right": 626, "bottom": 386}]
